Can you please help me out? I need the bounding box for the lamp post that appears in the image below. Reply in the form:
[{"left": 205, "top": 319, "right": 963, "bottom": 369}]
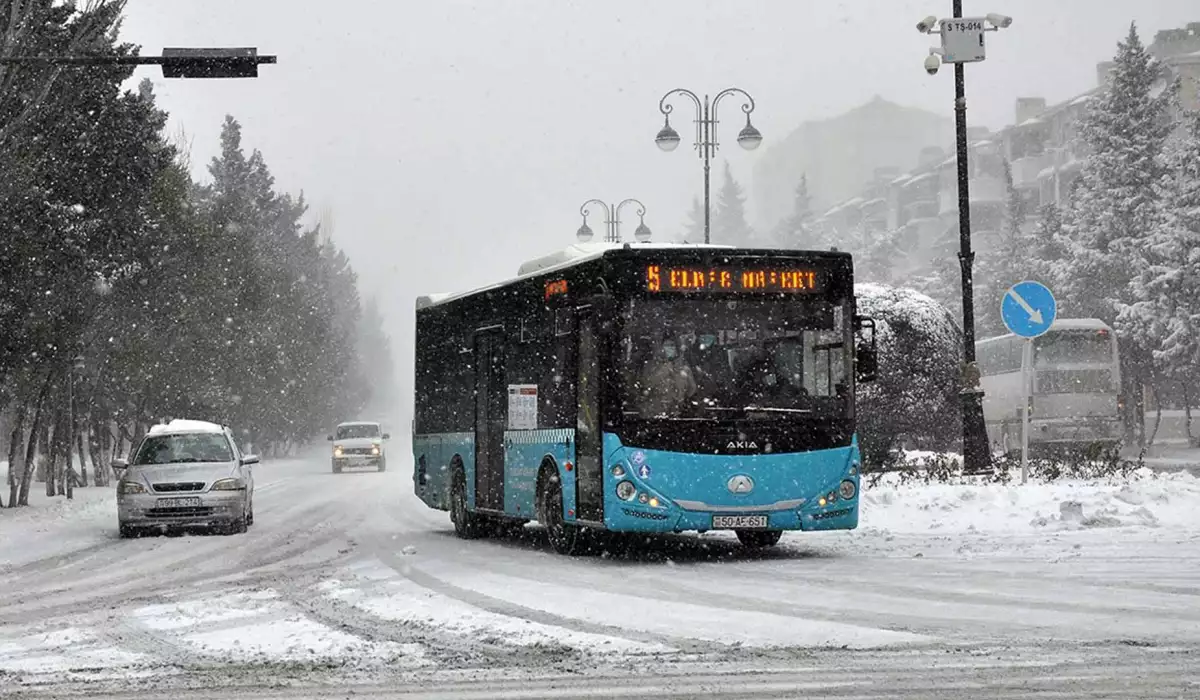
[
  {"left": 654, "top": 88, "right": 763, "bottom": 244},
  {"left": 917, "top": 5, "right": 1012, "bottom": 473},
  {"left": 576, "top": 199, "right": 652, "bottom": 243}
]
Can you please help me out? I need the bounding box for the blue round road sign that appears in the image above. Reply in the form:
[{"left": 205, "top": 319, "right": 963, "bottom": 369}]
[{"left": 1001, "top": 280, "right": 1057, "bottom": 338}]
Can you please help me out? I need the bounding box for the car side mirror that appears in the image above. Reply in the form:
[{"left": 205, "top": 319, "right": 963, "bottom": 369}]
[
  {"left": 382, "top": 433, "right": 391, "bottom": 440},
  {"left": 854, "top": 315, "right": 879, "bottom": 383},
  {"left": 241, "top": 454, "right": 260, "bottom": 466},
  {"left": 326, "top": 435, "right": 333, "bottom": 441},
  {"left": 111, "top": 458, "right": 128, "bottom": 479}
]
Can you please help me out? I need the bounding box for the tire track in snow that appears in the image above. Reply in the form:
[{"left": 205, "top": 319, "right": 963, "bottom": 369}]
[{"left": 364, "top": 535, "right": 706, "bottom": 654}]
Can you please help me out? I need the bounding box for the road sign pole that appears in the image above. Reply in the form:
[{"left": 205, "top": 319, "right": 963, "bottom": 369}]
[
  {"left": 1000, "top": 280, "right": 1057, "bottom": 486},
  {"left": 1021, "top": 338, "right": 1031, "bottom": 485}
]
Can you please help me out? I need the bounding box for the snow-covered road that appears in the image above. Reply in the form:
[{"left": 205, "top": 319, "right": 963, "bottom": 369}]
[{"left": 2, "top": 452, "right": 1199, "bottom": 698}]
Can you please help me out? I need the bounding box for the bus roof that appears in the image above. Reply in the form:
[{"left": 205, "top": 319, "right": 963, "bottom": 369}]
[
  {"left": 977, "top": 318, "right": 1112, "bottom": 344},
  {"left": 415, "top": 242, "right": 734, "bottom": 310}
]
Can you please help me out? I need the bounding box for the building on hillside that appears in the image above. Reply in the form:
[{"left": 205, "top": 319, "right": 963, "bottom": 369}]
[
  {"left": 814, "top": 21, "right": 1200, "bottom": 283},
  {"left": 749, "top": 97, "right": 953, "bottom": 230}
]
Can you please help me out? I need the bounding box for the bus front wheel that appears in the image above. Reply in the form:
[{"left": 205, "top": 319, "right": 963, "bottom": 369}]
[
  {"left": 736, "top": 529, "right": 782, "bottom": 548},
  {"left": 538, "top": 474, "right": 588, "bottom": 556},
  {"left": 450, "top": 471, "right": 485, "bottom": 539}
]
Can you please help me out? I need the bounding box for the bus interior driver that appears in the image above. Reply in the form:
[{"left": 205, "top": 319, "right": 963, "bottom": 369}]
[{"left": 637, "top": 334, "right": 697, "bottom": 417}]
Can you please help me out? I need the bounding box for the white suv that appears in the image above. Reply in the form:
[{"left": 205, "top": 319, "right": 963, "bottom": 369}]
[{"left": 328, "top": 421, "right": 389, "bottom": 473}]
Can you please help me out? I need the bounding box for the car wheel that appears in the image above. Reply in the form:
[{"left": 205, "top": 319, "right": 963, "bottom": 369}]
[
  {"left": 118, "top": 523, "right": 139, "bottom": 539},
  {"left": 450, "top": 471, "right": 484, "bottom": 539},
  {"left": 225, "top": 513, "right": 248, "bottom": 535},
  {"left": 378, "top": 457, "right": 387, "bottom": 472},
  {"left": 735, "top": 529, "right": 782, "bottom": 548},
  {"left": 538, "top": 475, "right": 588, "bottom": 556},
  {"left": 246, "top": 500, "right": 255, "bottom": 526},
  {"left": 332, "top": 460, "right": 342, "bottom": 474}
]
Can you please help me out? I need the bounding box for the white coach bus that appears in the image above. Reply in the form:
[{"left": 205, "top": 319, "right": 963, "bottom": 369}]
[{"left": 976, "top": 318, "right": 1123, "bottom": 455}]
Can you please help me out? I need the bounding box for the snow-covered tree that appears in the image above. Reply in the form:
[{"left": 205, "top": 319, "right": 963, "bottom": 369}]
[
  {"left": 769, "top": 174, "right": 817, "bottom": 248},
  {"left": 681, "top": 196, "right": 705, "bottom": 243},
  {"left": 714, "top": 161, "right": 754, "bottom": 245},
  {"left": 1028, "top": 203, "right": 1070, "bottom": 288},
  {"left": 855, "top": 284, "right": 963, "bottom": 466},
  {"left": 1060, "top": 23, "right": 1176, "bottom": 326},
  {"left": 1120, "top": 109, "right": 1200, "bottom": 384},
  {"left": 975, "top": 159, "right": 1031, "bottom": 338},
  {"left": 1057, "top": 23, "right": 1178, "bottom": 444}
]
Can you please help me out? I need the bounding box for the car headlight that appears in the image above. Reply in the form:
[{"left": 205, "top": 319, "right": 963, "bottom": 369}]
[
  {"left": 616, "top": 480, "right": 637, "bottom": 501},
  {"left": 119, "top": 480, "right": 145, "bottom": 495},
  {"left": 333, "top": 445, "right": 344, "bottom": 456},
  {"left": 371, "top": 445, "right": 380, "bottom": 455},
  {"left": 211, "top": 478, "right": 245, "bottom": 491}
]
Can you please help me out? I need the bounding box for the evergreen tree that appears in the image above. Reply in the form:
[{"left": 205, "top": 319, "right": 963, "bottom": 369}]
[
  {"left": 682, "top": 196, "right": 705, "bottom": 243},
  {"left": 770, "top": 174, "right": 816, "bottom": 248},
  {"left": 1060, "top": 23, "right": 1176, "bottom": 325},
  {"left": 714, "top": 161, "right": 753, "bottom": 245},
  {"left": 976, "top": 159, "right": 1031, "bottom": 337},
  {"left": 1120, "top": 110, "right": 1200, "bottom": 380},
  {"left": 1028, "top": 203, "right": 1070, "bottom": 287}
]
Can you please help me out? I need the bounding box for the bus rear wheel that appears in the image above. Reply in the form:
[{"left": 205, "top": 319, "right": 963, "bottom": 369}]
[
  {"left": 450, "top": 471, "right": 485, "bottom": 539},
  {"left": 538, "top": 474, "right": 587, "bottom": 556},
  {"left": 736, "top": 529, "right": 782, "bottom": 548}
]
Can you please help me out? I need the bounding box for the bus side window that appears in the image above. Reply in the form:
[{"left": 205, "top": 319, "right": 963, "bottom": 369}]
[{"left": 555, "top": 308, "right": 575, "bottom": 337}]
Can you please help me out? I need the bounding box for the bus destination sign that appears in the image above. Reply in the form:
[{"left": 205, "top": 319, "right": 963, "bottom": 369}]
[{"left": 645, "top": 264, "right": 822, "bottom": 294}]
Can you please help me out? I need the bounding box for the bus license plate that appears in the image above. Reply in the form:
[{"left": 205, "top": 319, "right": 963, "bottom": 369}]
[
  {"left": 712, "top": 515, "right": 768, "bottom": 529},
  {"left": 157, "top": 497, "right": 202, "bottom": 508}
]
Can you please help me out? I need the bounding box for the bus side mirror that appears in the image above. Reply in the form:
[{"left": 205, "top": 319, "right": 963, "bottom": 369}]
[{"left": 854, "top": 315, "right": 878, "bottom": 383}]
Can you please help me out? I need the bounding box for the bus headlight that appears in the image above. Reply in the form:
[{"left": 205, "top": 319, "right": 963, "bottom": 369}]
[
  {"left": 838, "top": 480, "right": 857, "bottom": 500},
  {"left": 611, "top": 464, "right": 626, "bottom": 478},
  {"left": 616, "top": 481, "right": 637, "bottom": 501}
]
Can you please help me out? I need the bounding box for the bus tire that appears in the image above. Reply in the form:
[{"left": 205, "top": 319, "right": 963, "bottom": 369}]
[
  {"left": 450, "top": 468, "right": 485, "bottom": 539},
  {"left": 537, "top": 468, "right": 587, "bottom": 556},
  {"left": 736, "top": 529, "right": 782, "bottom": 548}
]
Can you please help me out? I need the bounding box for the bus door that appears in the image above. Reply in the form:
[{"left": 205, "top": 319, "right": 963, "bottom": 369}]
[
  {"left": 575, "top": 309, "right": 604, "bottom": 522},
  {"left": 474, "top": 327, "right": 505, "bottom": 512}
]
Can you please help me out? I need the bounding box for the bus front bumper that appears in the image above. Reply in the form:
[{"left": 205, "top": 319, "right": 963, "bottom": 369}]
[{"left": 607, "top": 499, "right": 858, "bottom": 534}]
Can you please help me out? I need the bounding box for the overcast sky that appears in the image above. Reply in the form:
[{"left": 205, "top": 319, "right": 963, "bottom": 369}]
[{"left": 117, "top": 0, "right": 1198, "bottom": 409}]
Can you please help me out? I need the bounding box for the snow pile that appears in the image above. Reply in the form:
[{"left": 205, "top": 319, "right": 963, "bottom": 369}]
[{"left": 861, "top": 468, "right": 1200, "bottom": 535}]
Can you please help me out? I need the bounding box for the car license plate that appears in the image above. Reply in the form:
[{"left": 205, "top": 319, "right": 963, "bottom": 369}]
[
  {"left": 157, "top": 497, "right": 202, "bottom": 508},
  {"left": 712, "top": 515, "right": 768, "bottom": 529}
]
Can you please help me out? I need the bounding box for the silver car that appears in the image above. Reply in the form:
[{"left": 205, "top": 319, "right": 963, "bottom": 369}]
[{"left": 113, "top": 420, "right": 257, "bottom": 538}]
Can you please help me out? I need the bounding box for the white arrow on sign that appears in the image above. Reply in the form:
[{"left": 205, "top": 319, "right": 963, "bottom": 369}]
[{"left": 1007, "top": 288, "right": 1044, "bottom": 325}]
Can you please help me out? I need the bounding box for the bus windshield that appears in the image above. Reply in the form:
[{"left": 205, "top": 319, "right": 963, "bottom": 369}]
[
  {"left": 1035, "top": 332, "right": 1113, "bottom": 367},
  {"left": 619, "top": 298, "right": 849, "bottom": 420}
]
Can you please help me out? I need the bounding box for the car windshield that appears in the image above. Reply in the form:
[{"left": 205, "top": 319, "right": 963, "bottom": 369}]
[
  {"left": 336, "top": 424, "right": 380, "bottom": 440},
  {"left": 1035, "top": 331, "right": 1114, "bottom": 367},
  {"left": 133, "top": 433, "right": 233, "bottom": 465},
  {"left": 619, "top": 298, "right": 849, "bottom": 420}
]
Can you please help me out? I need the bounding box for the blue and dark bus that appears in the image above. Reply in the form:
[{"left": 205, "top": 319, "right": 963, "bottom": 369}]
[{"left": 412, "top": 243, "right": 878, "bottom": 554}]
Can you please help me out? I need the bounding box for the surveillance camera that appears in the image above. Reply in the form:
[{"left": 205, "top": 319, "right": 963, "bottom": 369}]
[
  {"left": 924, "top": 54, "right": 941, "bottom": 75},
  {"left": 916, "top": 15, "right": 938, "bottom": 33},
  {"left": 986, "top": 13, "right": 1013, "bottom": 29}
]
